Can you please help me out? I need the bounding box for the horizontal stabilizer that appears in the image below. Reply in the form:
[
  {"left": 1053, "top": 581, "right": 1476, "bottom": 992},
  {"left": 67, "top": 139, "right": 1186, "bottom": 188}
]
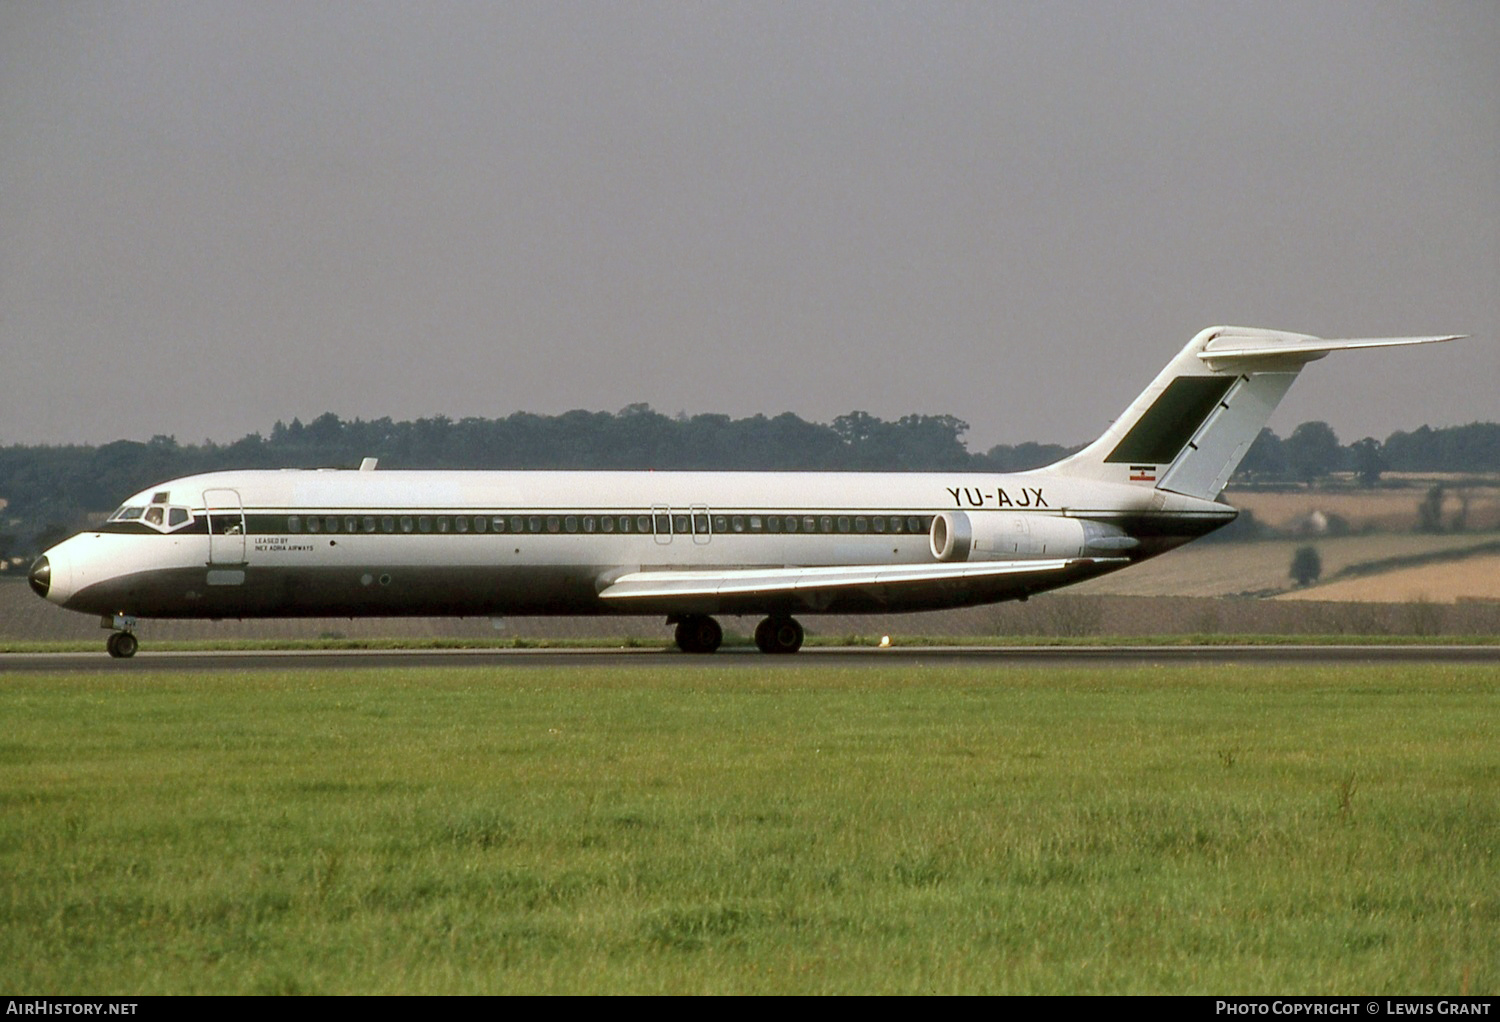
[{"left": 1198, "top": 333, "right": 1464, "bottom": 368}]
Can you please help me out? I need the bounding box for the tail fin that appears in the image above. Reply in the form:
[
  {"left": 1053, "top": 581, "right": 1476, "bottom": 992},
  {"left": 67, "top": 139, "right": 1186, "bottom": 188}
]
[{"left": 1049, "top": 326, "right": 1463, "bottom": 500}]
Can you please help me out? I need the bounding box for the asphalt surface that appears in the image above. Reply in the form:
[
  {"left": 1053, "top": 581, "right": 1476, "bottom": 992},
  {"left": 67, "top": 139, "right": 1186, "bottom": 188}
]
[{"left": 4, "top": 644, "right": 1500, "bottom": 673}]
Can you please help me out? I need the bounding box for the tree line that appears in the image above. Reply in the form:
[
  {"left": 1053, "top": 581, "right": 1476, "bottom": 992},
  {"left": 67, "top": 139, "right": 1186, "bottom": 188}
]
[{"left": 2, "top": 408, "right": 1497, "bottom": 560}]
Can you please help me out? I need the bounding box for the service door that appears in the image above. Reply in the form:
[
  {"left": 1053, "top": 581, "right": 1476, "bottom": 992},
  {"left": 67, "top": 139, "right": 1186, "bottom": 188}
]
[{"left": 204, "top": 488, "right": 247, "bottom": 566}]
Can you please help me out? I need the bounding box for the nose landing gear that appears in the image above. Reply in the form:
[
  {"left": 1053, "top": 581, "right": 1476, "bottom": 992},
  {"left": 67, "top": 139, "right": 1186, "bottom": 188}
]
[
  {"left": 106, "top": 632, "right": 138, "bottom": 658},
  {"left": 103, "top": 615, "right": 139, "bottom": 658}
]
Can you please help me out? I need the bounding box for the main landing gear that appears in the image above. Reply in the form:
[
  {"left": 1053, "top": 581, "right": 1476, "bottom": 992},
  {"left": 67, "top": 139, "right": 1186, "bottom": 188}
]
[
  {"left": 670, "top": 614, "right": 805, "bottom": 654},
  {"left": 103, "top": 615, "right": 138, "bottom": 658},
  {"left": 753, "top": 615, "right": 804, "bottom": 654}
]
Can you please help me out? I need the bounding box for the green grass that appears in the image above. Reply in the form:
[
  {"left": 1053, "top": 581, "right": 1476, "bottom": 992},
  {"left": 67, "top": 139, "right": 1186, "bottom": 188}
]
[
  {"left": 1, "top": 665, "right": 1494, "bottom": 994},
  {"left": 4, "top": 632, "right": 1500, "bottom": 654}
]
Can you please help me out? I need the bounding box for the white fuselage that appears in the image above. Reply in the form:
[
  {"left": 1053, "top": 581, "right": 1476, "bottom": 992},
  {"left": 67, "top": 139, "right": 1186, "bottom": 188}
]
[{"left": 33, "top": 467, "right": 1229, "bottom": 621}]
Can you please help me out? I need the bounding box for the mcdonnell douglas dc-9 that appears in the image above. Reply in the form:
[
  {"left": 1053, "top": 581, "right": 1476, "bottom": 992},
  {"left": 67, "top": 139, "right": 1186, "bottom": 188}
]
[{"left": 30, "top": 326, "right": 1463, "bottom": 657}]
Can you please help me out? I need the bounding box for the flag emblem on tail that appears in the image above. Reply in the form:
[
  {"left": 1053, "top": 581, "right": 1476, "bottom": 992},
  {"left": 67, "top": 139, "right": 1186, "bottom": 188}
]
[{"left": 1129, "top": 465, "right": 1156, "bottom": 483}]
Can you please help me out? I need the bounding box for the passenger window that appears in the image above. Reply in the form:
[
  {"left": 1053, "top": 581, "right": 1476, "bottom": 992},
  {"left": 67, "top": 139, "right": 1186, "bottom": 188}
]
[
  {"left": 854, "top": 516, "right": 868, "bottom": 533},
  {"left": 601, "top": 517, "right": 615, "bottom": 533},
  {"left": 326, "top": 517, "right": 340, "bottom": 533},
  {"left": 289, "top": 516, "right": 302, "bottom": 533},
  {"left": 382, "top": 517, "right": 395, "bottom": 533},
  {"left": 564, "top": 516, "right": 578, "bottom": 533},
  {"left": 364, "top": 516, "right": 377, "bottom": 533},
  {"left": 401, "top": 516, "right": 414, "bottom": 533},
  {"left": 419, "top": 517, "right": 432, "bottom": 533},
  {"left": 546, "top": 517, "right": 560, "bottom": 533}
]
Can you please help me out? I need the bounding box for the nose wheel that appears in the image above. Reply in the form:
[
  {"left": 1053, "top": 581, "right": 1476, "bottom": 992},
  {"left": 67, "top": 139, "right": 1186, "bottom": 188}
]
[{"left": 106, "top": 631, "right": 138, "bottom": 659}]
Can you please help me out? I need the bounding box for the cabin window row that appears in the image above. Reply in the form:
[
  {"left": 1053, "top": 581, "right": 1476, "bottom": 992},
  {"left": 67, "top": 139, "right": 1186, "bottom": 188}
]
[{"left": 277, "top": 513, "right": 934, "bottom": 537}]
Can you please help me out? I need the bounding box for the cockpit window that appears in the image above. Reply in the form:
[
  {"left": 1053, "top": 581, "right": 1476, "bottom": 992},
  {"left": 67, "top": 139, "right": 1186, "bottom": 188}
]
[
  {"left": 168, "top": 507, "right": 189, "bottom": 528},
  {"left": 119, "top": 507, "right": 146, "bottom": 520},
  {"left": 144, "top": 507, "right": 165, "bottom": 526}
]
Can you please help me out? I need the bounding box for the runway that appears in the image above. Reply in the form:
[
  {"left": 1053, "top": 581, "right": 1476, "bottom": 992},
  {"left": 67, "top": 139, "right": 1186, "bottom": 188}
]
[{"left": 4, "top": 644, "right": 1500, "bottom": 673}]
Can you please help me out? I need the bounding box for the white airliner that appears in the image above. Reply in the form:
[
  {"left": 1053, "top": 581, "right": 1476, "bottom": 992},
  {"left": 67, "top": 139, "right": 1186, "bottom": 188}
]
[{"left": 29, "top": 326, "right": 1462, "bottom": 657}]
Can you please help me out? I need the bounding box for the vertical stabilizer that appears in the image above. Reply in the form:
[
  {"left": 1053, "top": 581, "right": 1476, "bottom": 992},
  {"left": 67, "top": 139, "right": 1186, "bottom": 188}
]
[{"left": 1047, "top": 326, "right": 1462, "bottom": 500}]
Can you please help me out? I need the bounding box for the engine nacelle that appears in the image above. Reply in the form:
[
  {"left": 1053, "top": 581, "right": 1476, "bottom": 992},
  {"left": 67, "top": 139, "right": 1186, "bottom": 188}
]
[{"left": 929, "top": 511, "right": 1137, "bottom": 562}]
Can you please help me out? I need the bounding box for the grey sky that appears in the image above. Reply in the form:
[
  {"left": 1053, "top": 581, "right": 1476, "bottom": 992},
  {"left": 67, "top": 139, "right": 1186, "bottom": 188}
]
[{"left": 2, "top": 1, "right": 1495, "bottom": 452}]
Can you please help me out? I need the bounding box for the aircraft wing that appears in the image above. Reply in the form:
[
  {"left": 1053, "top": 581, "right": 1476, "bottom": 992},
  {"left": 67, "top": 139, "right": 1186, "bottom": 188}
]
[{"left": 597, "top": 557, "right": 1129, "bottom": 612}]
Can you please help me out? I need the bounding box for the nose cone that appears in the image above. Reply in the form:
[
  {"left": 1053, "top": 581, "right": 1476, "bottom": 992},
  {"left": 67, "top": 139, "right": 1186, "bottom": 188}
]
[{"left": 28, "top": 556, "right": 50, "bottom": 599}]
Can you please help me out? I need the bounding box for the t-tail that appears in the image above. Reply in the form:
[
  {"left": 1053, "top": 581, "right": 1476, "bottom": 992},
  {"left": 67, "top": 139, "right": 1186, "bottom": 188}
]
[{"left": 1048, "top": 326, "right": 1464, "bottom": 500}]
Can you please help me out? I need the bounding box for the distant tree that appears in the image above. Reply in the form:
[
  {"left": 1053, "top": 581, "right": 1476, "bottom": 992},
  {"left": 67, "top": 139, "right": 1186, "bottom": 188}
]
[
  {"left": 1290, "top": 545, "right": 1323, "bottom": 587},
  {"left": 1417, "top": 484, "right": 1446, "bottom": 533},
  {"left": 1451, "top": 488, "right": 1471, "bottom": 533},
  {"left": 1283, "top": 421, "right": 1342, "bottom": 482},
  {"left": 977, "top": 441, "right": 1080, "bottom": 473},
  {"left": 1348, "top": 436, "right": 1385, "bottom": 487},
  {"left": 1236, "top": 427, "right": 1288, "bottom": 479}
]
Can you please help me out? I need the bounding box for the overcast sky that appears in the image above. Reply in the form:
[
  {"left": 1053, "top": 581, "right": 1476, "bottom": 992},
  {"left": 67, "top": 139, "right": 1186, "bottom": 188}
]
[{"left": 2, "top": 1, "right": 1495, "bottom": 452}]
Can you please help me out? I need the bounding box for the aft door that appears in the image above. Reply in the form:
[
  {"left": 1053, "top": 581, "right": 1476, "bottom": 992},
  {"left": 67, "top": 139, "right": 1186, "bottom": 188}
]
[{"left": 204, "top": 488, "right": 247, "bottom": 566}]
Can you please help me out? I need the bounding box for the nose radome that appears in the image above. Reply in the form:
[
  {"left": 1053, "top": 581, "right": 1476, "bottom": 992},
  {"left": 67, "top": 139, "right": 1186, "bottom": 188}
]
[{"left": 28, "top": 556, "right": 50, "bottom": 598}]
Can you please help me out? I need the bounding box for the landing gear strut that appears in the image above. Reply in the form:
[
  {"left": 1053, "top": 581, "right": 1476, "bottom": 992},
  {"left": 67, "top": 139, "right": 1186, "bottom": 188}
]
[
  {"left": 754, "top": 615, "right": 804, "bottom": 654},
  {"left": 103, "top": 615, "right": 138, "bottom": 658},
  {"left": 673, "top": 615, "right": 723, "bottom": 654}
]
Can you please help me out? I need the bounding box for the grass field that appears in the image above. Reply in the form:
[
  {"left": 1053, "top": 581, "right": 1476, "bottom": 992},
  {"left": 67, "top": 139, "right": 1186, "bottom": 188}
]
[
  {"left": 1072, "top": 531, "right": 1500, "bottom": 599},
  {"left": 1, "top": 665, "right": 1494, "bottom": 994}
]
